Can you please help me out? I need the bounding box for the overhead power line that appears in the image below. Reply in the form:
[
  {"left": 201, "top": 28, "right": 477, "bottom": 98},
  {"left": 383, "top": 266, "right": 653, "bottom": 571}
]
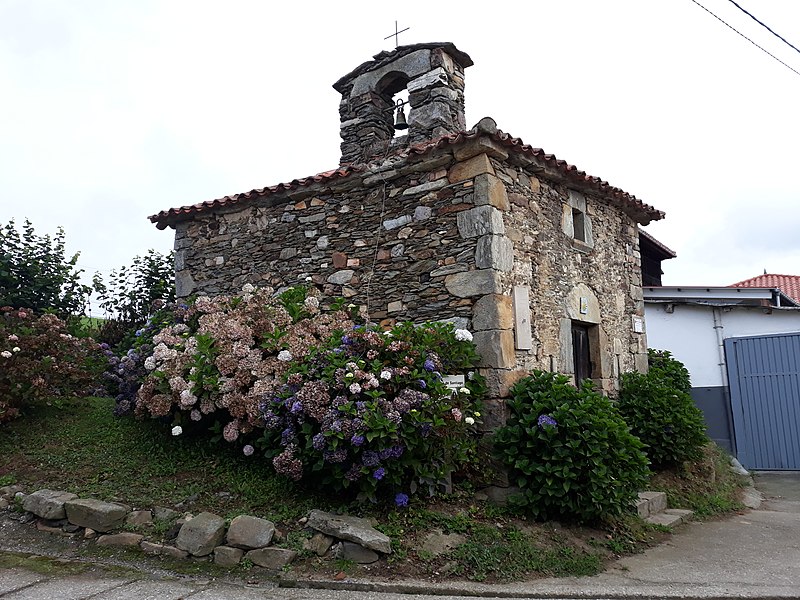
[
  {"left": 726, "top": 0, "right": 800, "bottom": 57},
  {"left": 689, "top": 0, "right": 800, "bottom": 78}
]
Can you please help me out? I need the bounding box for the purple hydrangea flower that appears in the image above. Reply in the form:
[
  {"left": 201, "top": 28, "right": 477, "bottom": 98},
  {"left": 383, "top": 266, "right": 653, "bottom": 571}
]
[
  {"left": 290, "top": 401, "right": 303, "bottom": 414},
  {"left": 362, "top": 451, "right": 380, "bottom": 467},
  {"left": 423, "top": 358, "right": 436, "bottom": 372},
  {"left": 351, "top": 434, "right": 365, "bottom": 447},
  {"left": 537, "top": 414, "right": 558, "bottom": 428},
  {"left": 243, "top": 445, "right": 255, "bottom": 456},
  {"left": 281, "top": 427, "right": 296, "bottom": 446},
  {"left": 395, "top": 493, "right": 409, "bottom": 507},
  {"left": 373, "top": 467, "right": 386, "bottom": 480},
  {"left": 417, "top": 379, "right": 427, "bottom": 389},
  {"left": 419, "top": 423, "right": 433, "bottom": 438},
  {"left": 323, "top": 448, "right": 347, "bottom": 463},
  {"left": 312, "top": 433, "right": 326, "bottom": 451}
]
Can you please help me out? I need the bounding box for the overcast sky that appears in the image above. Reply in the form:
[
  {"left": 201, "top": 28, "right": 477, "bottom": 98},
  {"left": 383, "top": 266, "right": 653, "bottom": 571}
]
[{"left": 2, "top": 0, "right": 799, "bottom": 300}]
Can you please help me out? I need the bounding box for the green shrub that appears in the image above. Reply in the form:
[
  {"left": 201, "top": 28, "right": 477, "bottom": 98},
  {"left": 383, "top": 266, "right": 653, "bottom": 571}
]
[
  {"left": 494, "top": 371, "right": 650, "bottom": 523},
  {"left": 92, "top": 249, "right": 175, "bottom": 349},
  {"left": 0, "top": 219, "right": 92, "bottom": 318},
  {"left": 618, "top": 350, "right": 708, "bottom": 469}
]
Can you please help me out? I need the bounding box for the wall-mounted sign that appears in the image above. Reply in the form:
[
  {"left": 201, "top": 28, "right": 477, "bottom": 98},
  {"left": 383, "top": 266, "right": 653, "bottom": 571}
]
[
  {"left": 633, "top": 315, "right": 645, "bottom": 333},
  {"left": 442, "top": 374, "right": 465, "bottom": 395},
  {"left": 579, "top": 297, "right": 589, "bottom": 315}
]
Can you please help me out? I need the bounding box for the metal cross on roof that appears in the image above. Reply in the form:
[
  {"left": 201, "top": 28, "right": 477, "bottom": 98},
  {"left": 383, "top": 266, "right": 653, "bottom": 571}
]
[{"left": 384, "top": 21, "right": 410, "bottom": 48}]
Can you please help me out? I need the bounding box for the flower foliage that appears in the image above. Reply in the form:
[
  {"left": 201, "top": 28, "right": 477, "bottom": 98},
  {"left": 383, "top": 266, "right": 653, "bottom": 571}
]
[
  {"left": 0, "top": 307, "right": 107, "bottom": 424},
  {"left": 131, "top": 285, "right": 485, "bottom": 503},
  {"left": 263, "top": 319, "right": 485, "bottom": 502},
  {"left": 618, "top": 349, "right": 708, "bottom": 469},
  {"left": 494, "top": 371, "right": 650, "bottom": 523}
]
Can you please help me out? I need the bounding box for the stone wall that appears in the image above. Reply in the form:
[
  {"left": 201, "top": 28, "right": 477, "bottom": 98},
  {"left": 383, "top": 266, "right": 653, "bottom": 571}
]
[{"left": 170, "top": 128, "right": 650, "bottom": 431}]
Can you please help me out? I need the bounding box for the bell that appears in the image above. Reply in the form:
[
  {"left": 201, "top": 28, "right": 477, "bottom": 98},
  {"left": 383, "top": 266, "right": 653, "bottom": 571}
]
[{"left": 393, "top": 102, "right": 408, "bottom": 131}]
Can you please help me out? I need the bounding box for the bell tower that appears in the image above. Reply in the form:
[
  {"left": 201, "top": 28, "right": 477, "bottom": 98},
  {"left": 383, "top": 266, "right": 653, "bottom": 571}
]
[{"left": 333, "top": 43, "right": 473, "bottom": 166}]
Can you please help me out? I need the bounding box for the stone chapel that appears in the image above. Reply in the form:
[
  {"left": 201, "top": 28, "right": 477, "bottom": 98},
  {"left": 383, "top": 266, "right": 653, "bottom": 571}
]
[{"left": 150, "top": 43, "right": 665, "bottom": 429}]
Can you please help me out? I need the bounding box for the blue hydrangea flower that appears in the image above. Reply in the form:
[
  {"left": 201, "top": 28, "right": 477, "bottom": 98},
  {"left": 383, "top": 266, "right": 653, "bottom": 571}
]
[
  {"left": 351, "top": 434, "right": 365, "bottom": 447},
  {"left": 373, "top": 467, "right": 386, "bottom": 480},
  {"left": 312, "top": 433, "right": 326, "bottom": 451},
  {"left": 395, "top": 493, "right": 409, "bottom": 507},
  {"left": 290, "top": 401, "right": 303, "bottom": 414},
  {"left": 417, "top": 379, "right": 427, "bottom": 389},
  {"left": 423, "top": 358, "right": 436, "bottom": 372},
  {"left": 537, "top": 414, "right": 558, "bottom": 428}
]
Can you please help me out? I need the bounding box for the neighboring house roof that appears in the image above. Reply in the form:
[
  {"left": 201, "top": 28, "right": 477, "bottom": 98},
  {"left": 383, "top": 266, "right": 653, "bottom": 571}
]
[
  {"left": 149, "top": 127, "right": 665, "bottom": 230},
  {"left": 639, "top": 229, "right": 677, "bottom": 260},
  {"left": 644, "top": 286, "right": 799, "bottom": 308},
  {"left": 730, "top": 274, "right": 800, "bottom": 304}
]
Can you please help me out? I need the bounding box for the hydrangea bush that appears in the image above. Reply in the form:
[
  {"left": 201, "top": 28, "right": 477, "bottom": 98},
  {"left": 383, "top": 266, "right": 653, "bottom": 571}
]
[
  {"left": 263, "top": 320, "right": 485, "bottom": 502},
  {"left": 494, "top": 371, "right": 650, "bottom": 523},
  {"left": 0, "top": 307, "right": 106, "bottom": 423},
  {"left": 618, "top": 349, "right": 708, "bottom": 469},
  {"left": 132, "top": 285, "right": 485, "bottom": 503}
]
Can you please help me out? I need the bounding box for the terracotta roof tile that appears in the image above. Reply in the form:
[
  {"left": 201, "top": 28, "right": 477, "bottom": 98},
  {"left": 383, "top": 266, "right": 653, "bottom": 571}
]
[
  {"left": 149, "top": 166, "right": 362, "bottom": 229},
  {"left": 730, "top": 274, "right": 800, "bottom": 303},
  {"left": 150, "top": 127, "right": 664, "bottom": 228}
]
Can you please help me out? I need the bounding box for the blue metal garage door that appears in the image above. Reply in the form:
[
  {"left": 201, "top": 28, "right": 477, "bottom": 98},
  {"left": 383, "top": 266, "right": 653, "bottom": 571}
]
[{"left": 725, "top": 333, "right": 800, "bottom": 470}]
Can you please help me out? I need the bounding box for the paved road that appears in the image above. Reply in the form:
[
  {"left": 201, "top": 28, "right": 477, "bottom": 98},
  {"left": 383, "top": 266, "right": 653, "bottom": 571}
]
[{"left": 1, "top": 472, "right": 799, "bottom": 599}]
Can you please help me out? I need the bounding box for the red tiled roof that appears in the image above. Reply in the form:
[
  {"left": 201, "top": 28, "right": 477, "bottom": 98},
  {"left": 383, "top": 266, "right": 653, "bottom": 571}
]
[
  {"left": 149, "top": 166, "right": 363, "bottom": 229},
  {"left": 150, "top": 127, "right": 664, "bottom": 228},
  {"left": 730, "top": 274, "right": 800, "bottom": 303}
]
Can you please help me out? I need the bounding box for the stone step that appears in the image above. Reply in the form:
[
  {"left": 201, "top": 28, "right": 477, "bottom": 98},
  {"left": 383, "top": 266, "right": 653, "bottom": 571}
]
[
  {"left": 636, "top": 491, "right": 667, "bottom": 518},
  {"left": 645, "top": 508, "right": 693, "bottom": 528}
]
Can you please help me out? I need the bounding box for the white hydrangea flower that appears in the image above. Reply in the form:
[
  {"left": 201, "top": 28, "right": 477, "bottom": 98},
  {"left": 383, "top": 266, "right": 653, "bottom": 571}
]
[
  {"left": 459, "top": 387, "right": 471, "bottom": 395},
  {"left": 144, "top": 356, "right": 157, "bottom": 371},
  {"left": 171, "top": 426, "right": 183, "bottom": 436},
  {"left": 454, "top": 329, "right": 473, "bottom": 342},
  {"left": 12, "top": 347, "right": 20, "bottom": 353},
  {"left": 277, "top": 350, "right": 293, "bottom": 362},
  {"left": 349, "top": 383, "right": 362, "bottom": 394},
  {"left": 304, "top": 296, "right": 320, "bottom": 310},
  {"left": 465, "top": 417, "right": 475, "bottom": 425},
  {"left": 241, "top": 283, "right": 255, "bottom": 294},
  {"left": 380, "top": 370, "right": 392, "bottom": 380},
  {"left": 1, "top": 351, "right": 11, "bottom": 359}
]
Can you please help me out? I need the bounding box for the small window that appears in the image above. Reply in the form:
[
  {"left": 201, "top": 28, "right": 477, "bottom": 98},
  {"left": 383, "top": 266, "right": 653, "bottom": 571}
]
[
  {"left": 567, "top": 190, "right": 593, "bottom": 248},
  {"left": 572, "top": 207, "right": 586, "bottom": 243}
]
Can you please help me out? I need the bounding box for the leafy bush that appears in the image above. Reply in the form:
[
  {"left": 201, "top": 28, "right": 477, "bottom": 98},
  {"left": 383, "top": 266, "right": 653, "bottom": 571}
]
[
  {"left": 494, "top": 371, "right": 650, "bottom": 523},
  {"left": 132, "top": 285, "right": 484, "bottom": 503},
  {"left": 0, "top": 219, "right": 92, "bottom": 318},
  {"left": 266, "top": 319, "right": 485, "bottom": 502},
  {"left": 0, "top": 307, "right": 107, "bottom": 423},
  {"left": 92, "top": 250, "right": 175, "bottom": 349},
  {"left": 618, "top": 350, "right": 708, "bottom": 469}
]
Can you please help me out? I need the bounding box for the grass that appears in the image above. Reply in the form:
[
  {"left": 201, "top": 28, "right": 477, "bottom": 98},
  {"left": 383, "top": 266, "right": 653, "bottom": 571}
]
[
  {"left": 0, "top": 396, "right": 326, "bottom": 523},
  {"left": 648, "top": 443, "right": 746, "bottom": 518},
  {"left": 0, "top": 397, "right": 745, "bottom": 583}
]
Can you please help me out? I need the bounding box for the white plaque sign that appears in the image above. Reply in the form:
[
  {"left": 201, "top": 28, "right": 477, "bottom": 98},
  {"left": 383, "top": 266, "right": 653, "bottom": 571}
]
[{"left": 442, "top": 374, "right": 465, "bottom": 395}]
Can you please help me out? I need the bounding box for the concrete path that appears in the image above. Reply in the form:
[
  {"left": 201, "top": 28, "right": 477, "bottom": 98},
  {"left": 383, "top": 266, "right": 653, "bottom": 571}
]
[{"left": 1, "top": 473, "right": 799, "bottom": 599}]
